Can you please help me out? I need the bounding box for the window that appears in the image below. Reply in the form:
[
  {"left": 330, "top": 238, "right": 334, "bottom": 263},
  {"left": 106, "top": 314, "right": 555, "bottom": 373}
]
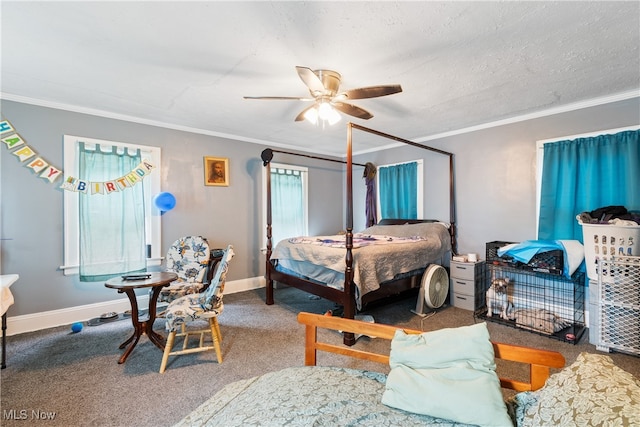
[
  {"left": 376, "top": 160, "right": 424, "bottom": 220},
  {"left": 62, "top": 135, "right": 162, "bottom": 277},
  {"left": 262, "top": 163, "right": 308, "bottom": 247},
  {"left": 536, "top": 126, "right": 640, "bottom": 240}
]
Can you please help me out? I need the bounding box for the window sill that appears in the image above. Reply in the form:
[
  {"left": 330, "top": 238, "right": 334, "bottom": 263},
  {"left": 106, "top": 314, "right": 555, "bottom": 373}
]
[{"left": 60, "top": 258, "right": 163, "bottom": 276}]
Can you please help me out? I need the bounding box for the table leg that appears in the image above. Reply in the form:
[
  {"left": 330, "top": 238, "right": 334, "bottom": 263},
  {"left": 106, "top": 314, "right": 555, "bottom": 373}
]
[
  {"left": 119, "top": 331, "right": 136, "bottom": 349},
  {"left": 146, "top": 286, "right": 166, "bottom": 350},
  {"left": 117, "top": 289, "right": 143, "bottom": 364}
]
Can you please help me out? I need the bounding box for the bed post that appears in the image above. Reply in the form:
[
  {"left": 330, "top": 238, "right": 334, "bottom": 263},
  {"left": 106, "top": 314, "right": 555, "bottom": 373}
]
[
  {"left": 263, "top": 150, "right": 274, "bottom": 305},
  {"left": 343, "top": 124, "right": 357, "bottom": 346}
]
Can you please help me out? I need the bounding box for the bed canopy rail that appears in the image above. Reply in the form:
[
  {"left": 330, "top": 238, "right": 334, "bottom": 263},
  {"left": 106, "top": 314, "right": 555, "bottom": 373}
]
[
  {"left": 262, "top": 123, "right": 456, "bottom": 346},
  {"left": 345, "top": 123, "right": 457, "bottom": 253},
  {"left": 260, "top": 147, "right": 367, "bottom": 167}
]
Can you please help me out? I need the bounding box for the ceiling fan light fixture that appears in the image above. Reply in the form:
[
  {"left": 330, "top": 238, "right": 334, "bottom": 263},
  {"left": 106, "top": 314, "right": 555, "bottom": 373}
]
[
  {"left": 318, "top": 102, "right": 341, "bottom": 125},
  {"left": 317, "top": 102, "right": 332, "bottom": 119},
  {"left": 303, "top": 106, "right": 319, "bottom": 125},
  {"left": 245, "top": 66, "right": 401, "bottom": 124},
  {"left": 304, "top": 103, "right": 341, "bottom": 126},
  {"left": 327, "top": 106, "right": 341, "bottom": 125}
]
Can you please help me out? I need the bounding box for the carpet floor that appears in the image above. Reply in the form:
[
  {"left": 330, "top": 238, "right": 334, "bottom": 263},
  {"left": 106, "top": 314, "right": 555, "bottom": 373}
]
[{"left": 1, "top": 287, "right": 638, "bottom": 426}]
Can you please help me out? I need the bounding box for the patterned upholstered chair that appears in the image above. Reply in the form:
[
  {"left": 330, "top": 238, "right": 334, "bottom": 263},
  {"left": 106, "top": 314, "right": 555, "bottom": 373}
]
[
  {"left": 156, "top": 236, "right": 216, "bottom": 305},
  {"left": 159, "top": 245, "right": 234, "bottom": 373}
]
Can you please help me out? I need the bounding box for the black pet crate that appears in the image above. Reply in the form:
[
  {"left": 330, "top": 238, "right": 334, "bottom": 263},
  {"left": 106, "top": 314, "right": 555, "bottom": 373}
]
[{"left": 477, "top": 243, "right": 586, "bottom": 344}]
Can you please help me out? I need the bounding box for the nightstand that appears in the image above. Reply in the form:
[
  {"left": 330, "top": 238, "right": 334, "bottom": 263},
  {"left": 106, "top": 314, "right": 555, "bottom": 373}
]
[{"left": 449, "top": 260, "right": 485, "bottom": 311}]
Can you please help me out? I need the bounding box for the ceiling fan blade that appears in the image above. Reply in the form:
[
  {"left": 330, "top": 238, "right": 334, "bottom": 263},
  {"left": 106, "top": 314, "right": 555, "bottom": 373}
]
[
  {"left": 294, "top": 104, "right": 317, "bottom": 122},
  {"left": 296, "top": 66, "right": 325, "bottom": 94},
  {"left": 339, "top": 84, "right": 402, "bottom": 100},
  {"left": 243, "top": 96, "right": 314, "bottom": 101},
  {"left": 332, "top": 102, "right": 373, "bottom": 120}
]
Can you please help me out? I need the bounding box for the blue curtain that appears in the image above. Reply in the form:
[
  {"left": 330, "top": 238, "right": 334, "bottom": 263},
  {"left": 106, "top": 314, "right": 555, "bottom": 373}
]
[
  {"left": 538, "top": 130, "right": 640, "bottom": 241},
  {"left": 379, "top": 162, "right": 418, "bottom": 219},
  {"left": 271, "top": 168, "right": 304, "bottom": 243},
  {"left": 79, "top": 143, "right": 146, "bottom": 281}
]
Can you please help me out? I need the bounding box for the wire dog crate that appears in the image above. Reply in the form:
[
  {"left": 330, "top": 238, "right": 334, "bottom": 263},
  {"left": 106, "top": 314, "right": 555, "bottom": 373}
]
[
  {"left": 596, "top": 256, "right": 640, "bottom": 356},
  {"left": 476, "top": 262, "right": 586, "bottom": 344}
]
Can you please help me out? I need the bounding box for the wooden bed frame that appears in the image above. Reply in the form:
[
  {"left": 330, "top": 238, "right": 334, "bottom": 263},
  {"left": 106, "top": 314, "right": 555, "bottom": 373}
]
[
  {"left": 264, "top": 124, "right": 457, "bottom": 345},
  {"left": 298, "top": 312, "right": 566, "bottom": 392}
]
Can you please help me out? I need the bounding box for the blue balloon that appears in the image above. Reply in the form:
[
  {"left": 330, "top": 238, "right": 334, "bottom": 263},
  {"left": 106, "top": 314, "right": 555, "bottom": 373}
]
[
  {"left": 71, "top": 322, "right": 83, "bottom": 333},
  {"left": 153, "top": 192, "right": 176, "bottom": 211}
]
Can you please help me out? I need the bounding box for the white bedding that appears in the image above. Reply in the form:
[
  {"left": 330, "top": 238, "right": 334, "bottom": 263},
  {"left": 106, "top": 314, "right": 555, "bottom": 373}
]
[{"left": 271, "top": 223, "right": 451, "bottom": 307}]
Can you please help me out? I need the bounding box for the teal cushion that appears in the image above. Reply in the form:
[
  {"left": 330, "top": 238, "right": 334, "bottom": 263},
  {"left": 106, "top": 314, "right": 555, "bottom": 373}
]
[{"left": 381, "top": 322, "right": 512, "bottom": 427}]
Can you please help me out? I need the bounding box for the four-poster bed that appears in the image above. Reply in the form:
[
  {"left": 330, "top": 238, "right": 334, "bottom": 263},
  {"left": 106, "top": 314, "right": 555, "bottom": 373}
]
[{"left": 263, "top": 123, "right": 456, "bottom": 345}]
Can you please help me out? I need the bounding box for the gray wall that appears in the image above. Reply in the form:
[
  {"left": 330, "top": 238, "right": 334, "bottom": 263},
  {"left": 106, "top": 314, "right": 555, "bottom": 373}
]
[
  {"left": 0, "top": 100, "right": 344, "bottom": 316},
  {"left": 2, "top": 97, "right": 638, "bottom": 317}
]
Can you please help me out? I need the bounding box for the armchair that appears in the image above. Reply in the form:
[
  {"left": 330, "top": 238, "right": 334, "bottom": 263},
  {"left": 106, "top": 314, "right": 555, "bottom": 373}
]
[
  {"left": 157, "top": 236, "right": 217, "bottom": 305},
  {"left": 159, "top": 245, "right": 234, "bottom": 373}
]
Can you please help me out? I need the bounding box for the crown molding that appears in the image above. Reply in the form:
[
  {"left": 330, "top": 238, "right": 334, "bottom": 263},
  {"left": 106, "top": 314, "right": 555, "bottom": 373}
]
[{"left": 2, "top": 89, "right": 638, "bottom": 157}]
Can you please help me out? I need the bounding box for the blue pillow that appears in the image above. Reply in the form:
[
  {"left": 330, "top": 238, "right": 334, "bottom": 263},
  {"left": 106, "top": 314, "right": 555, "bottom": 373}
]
[{"left": 382, "top": 322, "right": 512, "bottom": 427}]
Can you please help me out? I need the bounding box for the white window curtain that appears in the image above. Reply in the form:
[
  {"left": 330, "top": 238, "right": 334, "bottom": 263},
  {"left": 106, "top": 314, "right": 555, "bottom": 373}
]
[
  {"left": 271, "top": 167, "right": 305, "bottom": 244},
  {"left": 78, "top": 142, "right": 146, "bottom": 281}
]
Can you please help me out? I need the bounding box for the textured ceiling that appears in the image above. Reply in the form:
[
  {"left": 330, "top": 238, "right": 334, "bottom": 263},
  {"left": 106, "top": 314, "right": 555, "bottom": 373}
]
[{"left": 1, "top": 1, "right": 639, "bottom": 156}]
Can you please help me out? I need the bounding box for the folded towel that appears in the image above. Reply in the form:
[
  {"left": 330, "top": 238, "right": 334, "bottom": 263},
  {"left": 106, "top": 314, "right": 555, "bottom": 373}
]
[
  {"left": 557, "top": 240, "right": 584, "bottom": 278},
  {"left": 498, "top": 239, "right": 584, "bottom": 278}
]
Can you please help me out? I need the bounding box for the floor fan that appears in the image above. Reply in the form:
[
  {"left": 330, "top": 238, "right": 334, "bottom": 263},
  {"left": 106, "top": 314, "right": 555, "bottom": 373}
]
[{"left": 412, "top": 264, "right": 449, "bottom": 317}]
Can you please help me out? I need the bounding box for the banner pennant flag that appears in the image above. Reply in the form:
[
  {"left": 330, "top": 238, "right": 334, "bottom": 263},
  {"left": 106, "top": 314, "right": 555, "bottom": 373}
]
[{"left": 2, "top": 117, "right": 155, "bottom": 194}]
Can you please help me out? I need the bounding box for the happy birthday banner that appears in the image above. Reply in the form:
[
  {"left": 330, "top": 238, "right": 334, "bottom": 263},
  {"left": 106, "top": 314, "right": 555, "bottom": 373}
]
[
  {"left": 59, "top": 160, "right": 155, "bottom": 195},
  {"left": 1, "top": 118, "right": 155, "bottom": 195},
  {"left": 1, "top": 119, "right": 63, "bottom": 184}
]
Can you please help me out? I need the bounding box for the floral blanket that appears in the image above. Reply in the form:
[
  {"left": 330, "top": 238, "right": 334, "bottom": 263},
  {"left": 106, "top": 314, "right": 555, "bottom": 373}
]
[
  {"left": 175, "top": 367, "right": 486, "bottom": 426},
  {"left": 175, "top": 354, "right": 640, "bottom": 427},
  {"left": 288, "top": 233, "right": 426, "bottom": 248}
]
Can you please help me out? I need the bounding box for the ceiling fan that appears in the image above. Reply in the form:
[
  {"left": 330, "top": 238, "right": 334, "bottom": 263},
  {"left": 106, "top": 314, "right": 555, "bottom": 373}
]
[{"left": 244, "top": 66, "right": 402, "bottom": 124}]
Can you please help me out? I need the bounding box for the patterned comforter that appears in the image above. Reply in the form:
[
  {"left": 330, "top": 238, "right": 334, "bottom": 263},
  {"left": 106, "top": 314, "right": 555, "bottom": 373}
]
[
  {"left": 175, "top": 353, "right": 640, "bottom": 426},
  {"left": 174, "top": 366, "right": 489, "bottom": 426},
  {"left": 175, "top": 354, "right": 640, "bottom": 427}
]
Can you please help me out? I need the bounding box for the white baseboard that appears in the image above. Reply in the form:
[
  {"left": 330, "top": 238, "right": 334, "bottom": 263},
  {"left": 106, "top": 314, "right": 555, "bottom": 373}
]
[
  {"left": 4, "top": 277, "right": 266, "bottom": 336},
  {"left": 226, "top": 276, "right": 266, "bottom": 294}
]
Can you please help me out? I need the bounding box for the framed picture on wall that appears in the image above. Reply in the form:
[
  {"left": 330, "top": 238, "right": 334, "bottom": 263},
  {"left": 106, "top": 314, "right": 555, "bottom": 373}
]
[{"left": 204, "top": 156, "right": 229, "bottom": 186}]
